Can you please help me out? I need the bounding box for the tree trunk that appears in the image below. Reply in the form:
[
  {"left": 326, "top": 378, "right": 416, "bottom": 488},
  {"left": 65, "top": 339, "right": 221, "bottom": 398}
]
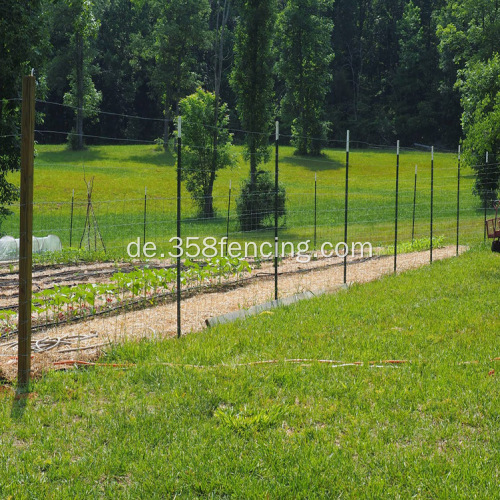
[
  {"left": 206, "top": 0, "right": 231, "bottom": 219},
  {"left": 203, "top": 182, "right": 215, "bottom": 218},
  {"left": 163, "top": 100, "right": 170, "bottom": 150},
  {"left": 76, "top": 32, "right": 84, "bottom": 150}
]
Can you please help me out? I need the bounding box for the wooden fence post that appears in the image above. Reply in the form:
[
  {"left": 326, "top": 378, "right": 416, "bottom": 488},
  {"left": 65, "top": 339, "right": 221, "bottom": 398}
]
[{"left": 18, "top": 75, "right": 36, "bottom": 391}]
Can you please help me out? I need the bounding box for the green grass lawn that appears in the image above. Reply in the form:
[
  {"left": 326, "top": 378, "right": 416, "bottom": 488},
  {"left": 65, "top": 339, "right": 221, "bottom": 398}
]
[
  {"left": 1, "top": 144, "right": 488, "bottom": 258},
  {"left": 1, "top": 248, "right": 499, "bottom": 497}
]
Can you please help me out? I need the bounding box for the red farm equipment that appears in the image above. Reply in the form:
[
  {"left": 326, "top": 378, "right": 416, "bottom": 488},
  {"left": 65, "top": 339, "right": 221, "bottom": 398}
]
[{"left": 486, "top": 200, "right": 500, "bottom": 252}]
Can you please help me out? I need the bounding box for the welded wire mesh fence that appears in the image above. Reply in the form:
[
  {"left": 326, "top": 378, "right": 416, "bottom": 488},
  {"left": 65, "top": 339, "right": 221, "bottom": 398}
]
[
  {"left": 1, "top": 96, "right": 498, "bottom": 380},
  {"left": 1, "top": 148, "right": 493, "bottom": 255}
]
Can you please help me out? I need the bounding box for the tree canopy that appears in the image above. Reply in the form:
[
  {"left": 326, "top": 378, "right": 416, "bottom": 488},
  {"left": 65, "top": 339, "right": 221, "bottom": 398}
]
[
  {"left": 276, "top": 0, "right": 334, "bottom": 155},
  {"left": 179, "top": 88, "right": 235, "bottom": 218},
  {"left": 1, "top": 0, "right": 500, "bottom": 211},
  {"left": 0, "top": 0, "right": 46, "bottom": 233}
]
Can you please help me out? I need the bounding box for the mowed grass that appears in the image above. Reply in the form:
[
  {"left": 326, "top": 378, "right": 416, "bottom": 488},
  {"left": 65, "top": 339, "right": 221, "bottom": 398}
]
[
  {"left": 2, "top": 144, "right": 486, "bottom": 256},
  {"left": 1, "top": 248, "right": 499, "bottom": 498}
]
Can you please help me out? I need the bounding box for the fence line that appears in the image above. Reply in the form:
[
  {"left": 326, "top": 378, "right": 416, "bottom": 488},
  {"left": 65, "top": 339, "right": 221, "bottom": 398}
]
[{"left": 2, "top": 92, "right": 499, "bottom": 390}]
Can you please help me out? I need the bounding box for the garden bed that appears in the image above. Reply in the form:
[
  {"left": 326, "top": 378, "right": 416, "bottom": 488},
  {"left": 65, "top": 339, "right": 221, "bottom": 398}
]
[{"left": 0, "top": 245, "right": 467, "bottom": 381}]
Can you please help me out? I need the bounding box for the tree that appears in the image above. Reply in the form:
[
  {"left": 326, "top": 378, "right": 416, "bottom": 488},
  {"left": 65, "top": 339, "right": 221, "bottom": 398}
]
[
  {"left": 437, "top": 0, "right": 500, "bottom": 69},
  {"left": 330, "top": 0, "right": 369, "bottom": 128},
  {"left": 458, "top": 55, "right": 500, "bottom": 204},
  {"left": 137, "top": 0, "right": 210, "bottom": 149},
  {"left": 209, "top": 0, "right": 233, "bottom": 193},
  {"left": 67, "top": 0, "right": 101, "bottom": 150},
  {"left": 394, "top": 2, "right": 428, "bottom": 142},
  {"left": 230, "top": 0, "right": 276, "bottom": 184},
  {"left": 437, "top": 0, "right": 500, "bottom": 203},
  {"left": 49, "top": 0, "right": 102, "bottom": 150},
  {"left": 236, "top": 170, "right": 286, "bottom": 231},
  {"left": 179, "top": 88, "right": 236, "bottom": 218},
  {"left": 231, "top": 0, "right": 279, "bottom": 231},
  {"left": 0, "top": 0, "right": 46, "bottom": 234},
  {"left": 94, "top": 0, "right": 152, "bottom": 140},
  {"left": 330, "top": 0, "right": 407, "bottom": 142},
  {"left": 276, "top": 0, "right": 334, "bottom": 155},
  {"left": 210, "top": 0, "right": 233, "bottom": 115}
]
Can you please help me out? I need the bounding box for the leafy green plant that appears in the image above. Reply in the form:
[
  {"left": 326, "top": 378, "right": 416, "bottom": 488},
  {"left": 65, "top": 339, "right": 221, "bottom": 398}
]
[
  {"left": 32, "top": 248, "right": 127, "bottom": 266},
  {"left": 153, "top": 137, "right": 165, "bottom": 151},
  {"left": 380, "top": 236, "right": 445, "bottom": 256},
  {"left": 27, "top": 257, "right": 252, "bottom": 328},
  {"left": 0, "top": 310, "right": 16, "bottom": 337}
]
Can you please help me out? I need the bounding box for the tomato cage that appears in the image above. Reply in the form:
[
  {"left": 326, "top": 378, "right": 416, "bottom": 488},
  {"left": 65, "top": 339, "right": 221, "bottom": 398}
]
[{"left": 486, "top": 200, "right": 500, "bottom": 252}]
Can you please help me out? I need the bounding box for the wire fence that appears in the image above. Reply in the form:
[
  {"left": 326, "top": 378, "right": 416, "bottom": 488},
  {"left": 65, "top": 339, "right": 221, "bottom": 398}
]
[
  {"left": 1, "top": 95, "right": 498, "bottom": 380},
  {"left": 1, "top": 156, "right": 493, "bottom": 254}
]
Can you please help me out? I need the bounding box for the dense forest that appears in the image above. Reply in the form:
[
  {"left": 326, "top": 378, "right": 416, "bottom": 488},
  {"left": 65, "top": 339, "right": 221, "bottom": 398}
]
[{"left": 1, "top": 0, "right": 500, "bottom": 219}]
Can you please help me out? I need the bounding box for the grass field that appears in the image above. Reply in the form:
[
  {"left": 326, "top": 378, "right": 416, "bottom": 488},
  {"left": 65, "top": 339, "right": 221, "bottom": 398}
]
[
  {"left": 2, "top": 144, "right": 488, "bottom": 258},
  {"left": 1, "top": 248, "right": 499, "bottom": 497}
]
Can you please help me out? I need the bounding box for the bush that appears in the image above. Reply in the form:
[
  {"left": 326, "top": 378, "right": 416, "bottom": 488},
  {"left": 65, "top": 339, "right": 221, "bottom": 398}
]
[
  {"left": 236, "top": 170, "right": 286, "bottom": 232},
  {"left": 153, "top": 137, "right": 165, "bottom": 151},
  {"left": 66, "top": 128, "right": 83, "bottom": 150}
]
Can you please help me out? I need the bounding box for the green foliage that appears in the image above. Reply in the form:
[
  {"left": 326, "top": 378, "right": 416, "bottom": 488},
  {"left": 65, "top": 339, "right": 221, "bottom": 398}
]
[
  {"left": 231, "top": 0, "right": 280, "bottom": 231},
  {"left": 437, "top": 1, "right": 500, "bottom": 205},
  {"left": 230, "top": 0, "right": 276, "bottom": 176},
  {"left": 0, "top": 257, "right": 251, "bottom": 332},
  {"left": 276, "top": 0, "right": 334, "bottom": 156},
  {"left": 94, "top": 0, "right": 148, "bottom": 140},
  {"left": 179, "top": 88, "right": 236, "bottom": 218},
  {"left": 32, "top": 247, "right": 122, "bottom": 266},
  {"left": 330, "top": 0, "right": 403, "bottom": 142},
  {"left": 0, "top": 0, "right": 46, "bottom": 233},
  {"left": 459, "top": 55, "right": 500, "bottom": 204},
  {"left": 380, "top": 236, "right": 445, "bottom": 256},
  {"left": 393, "top": 1, "right": 441, "bottom": 143},
  {"left": 6, "top": 0, "right": 484, "bottom": 153},
  {"left": 236, "top": 170, "right": 286, "bottom": 232},
  {"left": 437, "top": 0, "right": 500, "bottom": 68},
  {"left": 136, "top": 0, "right": 210, "bottom": 146},
  {"left": 49, "top": 0, "right": 103, "bottom": 150},
  {"left": 153, "top": 137, "right": 165, "bottom": 151}
]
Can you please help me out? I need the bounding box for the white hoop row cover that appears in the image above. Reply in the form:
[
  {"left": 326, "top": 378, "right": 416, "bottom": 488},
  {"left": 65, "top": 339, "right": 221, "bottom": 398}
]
[{"left": 0, "top": 235, "right": 62, "bottom": 261}]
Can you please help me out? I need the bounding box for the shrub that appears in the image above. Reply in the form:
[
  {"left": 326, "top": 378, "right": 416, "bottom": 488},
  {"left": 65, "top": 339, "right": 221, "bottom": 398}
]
[{"left": 236, "top": 170, "right": 286, "bottom": 231}]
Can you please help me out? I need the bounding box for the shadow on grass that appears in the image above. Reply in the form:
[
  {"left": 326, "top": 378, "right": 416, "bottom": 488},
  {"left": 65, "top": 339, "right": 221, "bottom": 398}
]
[
  {"left": 127, "top": 152, "right": 176, "bottom": 167},
  {"left": 36, "top": 147, "right": 106, "bottom": 165},
  {"left": 282, "top": 153, "right": 344, "bottom": 172},
  {"left": 11, "top": 390, "right": 29, "bottom": 419},
  {"left": 37, "top": 146, "right": 176, "bottom": 169}
]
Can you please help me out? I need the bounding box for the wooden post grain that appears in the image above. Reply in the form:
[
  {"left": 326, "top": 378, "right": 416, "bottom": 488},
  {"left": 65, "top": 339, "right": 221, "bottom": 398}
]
[{"left": 18, "top": 75, "right": 36, "bottom": 390}]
